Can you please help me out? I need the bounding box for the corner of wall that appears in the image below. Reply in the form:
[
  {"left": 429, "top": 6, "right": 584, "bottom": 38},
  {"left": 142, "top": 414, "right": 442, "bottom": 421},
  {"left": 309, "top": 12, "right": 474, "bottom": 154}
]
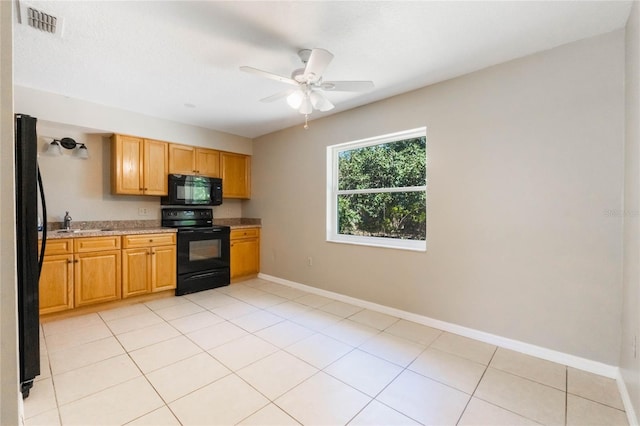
[{"left": 0, "top": 1, "right": 22, "bottom": 425}]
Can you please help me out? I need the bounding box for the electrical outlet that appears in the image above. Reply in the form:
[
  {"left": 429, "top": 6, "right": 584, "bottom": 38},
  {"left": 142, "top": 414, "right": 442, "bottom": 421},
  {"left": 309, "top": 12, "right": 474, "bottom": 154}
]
[
  {"left": 307, "top": 257, "right": 313, "bottom": 266},
  {"left": 138, "top": 207, "right": 148, "bottom": 216}
]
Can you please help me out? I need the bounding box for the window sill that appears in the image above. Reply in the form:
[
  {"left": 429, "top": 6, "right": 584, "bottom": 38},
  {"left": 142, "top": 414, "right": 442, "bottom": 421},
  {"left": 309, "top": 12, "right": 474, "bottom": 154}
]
[{"left": 327, "top": 235, "right": 426, "bottom": 252}]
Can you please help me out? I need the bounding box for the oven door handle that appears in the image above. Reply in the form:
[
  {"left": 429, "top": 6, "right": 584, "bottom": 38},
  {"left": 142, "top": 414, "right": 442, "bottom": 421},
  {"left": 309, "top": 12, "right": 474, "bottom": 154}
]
[{"left": 180, "top": 229, "right": 222, "bottom": 234}]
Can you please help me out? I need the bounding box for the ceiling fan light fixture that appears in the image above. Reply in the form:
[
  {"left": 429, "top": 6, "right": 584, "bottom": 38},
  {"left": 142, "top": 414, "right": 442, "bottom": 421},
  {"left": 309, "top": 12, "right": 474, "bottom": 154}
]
[
  {"left": 299, "top": 96, "right": 313, "bottom": 115},
  {"left": 286, "top": 90, "right": 304, "bottom": 109},
  {"left": 310, "top": 91, "right": 334, "bottom": 112}
]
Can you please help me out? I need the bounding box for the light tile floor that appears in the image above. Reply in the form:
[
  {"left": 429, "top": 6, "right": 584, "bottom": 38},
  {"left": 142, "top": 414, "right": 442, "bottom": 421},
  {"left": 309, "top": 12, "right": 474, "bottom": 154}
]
[{"left": 24, "top": 278, "right": 629, "bottom": 426}]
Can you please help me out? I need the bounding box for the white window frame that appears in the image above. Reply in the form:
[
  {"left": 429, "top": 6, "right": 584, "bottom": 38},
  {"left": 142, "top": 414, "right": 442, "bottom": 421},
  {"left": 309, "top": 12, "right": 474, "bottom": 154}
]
[{"left": 326, "top": 127, "right": 427, "bottom": 251}]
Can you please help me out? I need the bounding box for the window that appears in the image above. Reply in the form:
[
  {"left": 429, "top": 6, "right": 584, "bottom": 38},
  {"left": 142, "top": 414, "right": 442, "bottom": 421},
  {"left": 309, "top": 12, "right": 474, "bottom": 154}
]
[{"left": 327, "top": 128, "right": 427, "bottom": 251}]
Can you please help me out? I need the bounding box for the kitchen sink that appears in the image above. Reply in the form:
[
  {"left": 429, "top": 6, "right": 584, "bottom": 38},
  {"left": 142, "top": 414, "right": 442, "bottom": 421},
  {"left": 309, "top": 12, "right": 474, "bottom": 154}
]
[{"left": 55, "top": 229, "right": 104, "bottom": 234}]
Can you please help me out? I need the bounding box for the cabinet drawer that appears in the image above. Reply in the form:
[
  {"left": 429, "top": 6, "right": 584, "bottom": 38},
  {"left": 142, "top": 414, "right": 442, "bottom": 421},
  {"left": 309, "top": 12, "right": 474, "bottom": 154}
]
[
  {"left": 39, "top": 238, "right": 73, "bottom": 255},
  {"left": 230, "top": 228, "right": 260, "bottom": 240},
  {"left": 122, "top": 233, "right": 176, "bottom": 248},
  {"left": 74, "top": 236, "right": 121, "bottom": 253}
]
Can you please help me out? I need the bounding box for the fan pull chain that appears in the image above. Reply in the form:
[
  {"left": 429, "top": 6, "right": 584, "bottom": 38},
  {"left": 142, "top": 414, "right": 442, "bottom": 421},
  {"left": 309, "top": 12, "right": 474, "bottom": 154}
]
[{"left": 304, "top": 114, "right": 309, "bottom": 130}]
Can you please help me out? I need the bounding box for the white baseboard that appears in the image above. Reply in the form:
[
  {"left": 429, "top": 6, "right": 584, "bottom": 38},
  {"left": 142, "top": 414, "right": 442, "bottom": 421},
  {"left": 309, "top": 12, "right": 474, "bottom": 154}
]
[
  {"left": 258, "top": 272, "right": 638, "bottom": 425},
  {"left": 617, "top": 369, "right": 639, "bottom": 426}
]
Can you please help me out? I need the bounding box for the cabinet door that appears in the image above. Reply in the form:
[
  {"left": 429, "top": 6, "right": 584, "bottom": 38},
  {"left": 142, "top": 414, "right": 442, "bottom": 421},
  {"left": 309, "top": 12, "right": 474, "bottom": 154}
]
[
  {"left": 230, "top": 238, "right": 260, "bottom": 279},
  {"left": 144, "top": 139, "right": 168, "bottom": 195},
  {"left": 39, "top": 254, "right": 74, "bottom": 315},
  {"left": 168, "top": 144, "right": 196, "bottom": 174},
  {"left": 74, "top": 250, "right": 121, "bottom": 307},
  {"left": 196, "top": 148, "right": 220, "bottom": 178},
  {"left": 112, "top": 135, "right": 143, "bottom": 195},
  {"left": 221, "top": 152, "right": 251, "bottom": 199},
  {"left": 122, "top": 248, "right": 151, "bottom": 298},
  {"left": 151, "top": 245, "right": 176, "bottom": 292}
]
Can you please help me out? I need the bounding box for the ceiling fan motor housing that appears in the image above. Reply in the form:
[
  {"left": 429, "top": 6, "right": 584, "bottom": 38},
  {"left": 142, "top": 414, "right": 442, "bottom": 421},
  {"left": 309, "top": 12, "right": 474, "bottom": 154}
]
[{"left": 291, "top": 68, "right": 308, "bottom": 83}]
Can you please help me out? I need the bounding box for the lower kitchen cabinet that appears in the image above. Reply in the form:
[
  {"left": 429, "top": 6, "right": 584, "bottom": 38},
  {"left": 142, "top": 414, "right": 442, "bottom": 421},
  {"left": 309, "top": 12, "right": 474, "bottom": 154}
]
[
  {"left": 151, "top": 244, "right": 177, "bottom": 292},
  {"left": 122, "top": 248, "right": 151, "bottom": 297},
  {"left": 39, "top": 231, "right": 177, "bottom": 315},
  {"left": 74, "top": 236, "right": 122, "bottom": 307},
  {"left": 39, "top": 238, "right": 74, "bottom": 315},
  {"left": 230, "top": 227, "right": 260, "bottom": 280},
  {"left": 122, "top": 233, "right": 176, "bottom": 297},
  {"left": 74, "top": 249, "right": 122, "bottom": 307}
]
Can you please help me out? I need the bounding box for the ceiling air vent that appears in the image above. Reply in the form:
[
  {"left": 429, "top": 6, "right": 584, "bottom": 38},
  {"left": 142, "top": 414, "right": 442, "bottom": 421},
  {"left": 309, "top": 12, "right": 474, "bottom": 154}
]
[
  {"left": 27, "top": 7, "right": 57, "bottom": 34},
  {"left": 17, "top": 2, "right": 65, "bottom": 38}
]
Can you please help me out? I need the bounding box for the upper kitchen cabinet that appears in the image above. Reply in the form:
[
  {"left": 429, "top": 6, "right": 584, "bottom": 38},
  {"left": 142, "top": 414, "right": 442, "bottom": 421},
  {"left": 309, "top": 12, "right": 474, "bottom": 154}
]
[
  {"left": 168, "top": 144, "right": 220, "bottom": 178},
  {"left": 221, "top": 152, "right": 251, "bottom": 199},
  {"left": 111, "top": 134, "right": 168, "bottom": 196}
]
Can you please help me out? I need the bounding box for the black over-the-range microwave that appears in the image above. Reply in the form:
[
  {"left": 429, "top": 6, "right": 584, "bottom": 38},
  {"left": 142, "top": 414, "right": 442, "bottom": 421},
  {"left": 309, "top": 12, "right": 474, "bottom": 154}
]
[{"left": 161, "top": 174, "right": 223, "bottom": 206}]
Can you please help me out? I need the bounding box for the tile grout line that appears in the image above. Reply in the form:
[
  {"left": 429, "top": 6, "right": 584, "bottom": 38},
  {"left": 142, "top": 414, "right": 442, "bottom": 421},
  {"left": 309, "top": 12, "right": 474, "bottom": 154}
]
[
  {"left": 343, "top": 327, "right": 440, "bottom": 425},
  {"left": 41, "top": 326, "right": 64, "bottom": 426},
  {"left": 29, "top": 279, "right": 629, "bottom": 426},
  {"left": 453, "top": 345, "right": 498, "bottom": 425}
]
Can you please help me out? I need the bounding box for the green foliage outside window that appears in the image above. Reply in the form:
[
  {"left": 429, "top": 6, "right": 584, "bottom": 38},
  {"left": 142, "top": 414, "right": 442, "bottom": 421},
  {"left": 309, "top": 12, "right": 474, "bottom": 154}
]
[{"left": 337, "top": 137, "right": 426, "bottom": 240}]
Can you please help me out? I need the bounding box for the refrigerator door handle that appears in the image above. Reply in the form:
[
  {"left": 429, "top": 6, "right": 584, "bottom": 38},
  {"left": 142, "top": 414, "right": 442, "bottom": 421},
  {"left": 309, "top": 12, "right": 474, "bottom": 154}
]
[{"left": 37, "top": 165, "right": 46, "bottom": 273}]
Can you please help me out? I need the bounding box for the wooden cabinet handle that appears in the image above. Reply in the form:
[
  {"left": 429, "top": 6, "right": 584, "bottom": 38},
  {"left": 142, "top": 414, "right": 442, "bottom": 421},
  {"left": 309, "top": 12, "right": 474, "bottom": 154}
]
[{"left": 67, "top": 259, "right": 73, "bottom": 264}]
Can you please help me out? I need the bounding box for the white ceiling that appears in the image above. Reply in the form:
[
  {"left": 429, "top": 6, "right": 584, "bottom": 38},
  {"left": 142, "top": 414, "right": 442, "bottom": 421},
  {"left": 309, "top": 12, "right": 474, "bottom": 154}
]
[{"left": 13, "top": 1, "right": 632, "bottom": 139}]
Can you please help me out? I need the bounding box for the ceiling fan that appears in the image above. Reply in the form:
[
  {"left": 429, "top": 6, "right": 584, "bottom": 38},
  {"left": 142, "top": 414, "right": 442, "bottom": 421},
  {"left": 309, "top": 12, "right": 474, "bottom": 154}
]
[{"left": 240, "top": 48, "right": 374, "bottom": 127}]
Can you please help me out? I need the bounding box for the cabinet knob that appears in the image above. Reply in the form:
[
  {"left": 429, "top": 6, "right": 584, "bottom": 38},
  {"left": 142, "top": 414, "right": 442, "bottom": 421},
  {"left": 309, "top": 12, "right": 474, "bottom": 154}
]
[
  {"left": 149, "top": 239, "right": 153, "bottom": 243},
  {"left": 67, "top": 259, "right": 73, "bottom": 264}
]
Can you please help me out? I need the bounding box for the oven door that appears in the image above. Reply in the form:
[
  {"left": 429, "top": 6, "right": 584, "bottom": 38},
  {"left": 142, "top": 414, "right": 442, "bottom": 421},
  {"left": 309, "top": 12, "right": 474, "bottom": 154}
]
[{"left": 176, "top": 228, "right": 230, "bottom": 275}]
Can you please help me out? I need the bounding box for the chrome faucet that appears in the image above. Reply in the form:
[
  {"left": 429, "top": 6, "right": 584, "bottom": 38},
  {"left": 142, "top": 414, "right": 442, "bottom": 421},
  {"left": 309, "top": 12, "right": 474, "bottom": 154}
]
[{"left": 63, "top": 211, "right": 72, "bottom": 230}]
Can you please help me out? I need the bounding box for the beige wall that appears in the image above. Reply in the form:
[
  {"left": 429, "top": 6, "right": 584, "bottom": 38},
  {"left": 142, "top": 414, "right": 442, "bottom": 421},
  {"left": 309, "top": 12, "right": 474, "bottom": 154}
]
[
  {"left": 621, "top": 0, "right": 640, "bottom": 419},
  {"left": 15, "top": 86, "right": 252, "bottom": 155},
  {"left": 35, "top": 123, "right": 242, "bottom": 224},
  {"left": 248, "top": 30, "right": 625, "bottom": 365},
  {"left": 14, "top": 86, "right": 253, "bottom": 224},
  {"left": 0, "top": 0, "right": 20, "bottom": 424}
]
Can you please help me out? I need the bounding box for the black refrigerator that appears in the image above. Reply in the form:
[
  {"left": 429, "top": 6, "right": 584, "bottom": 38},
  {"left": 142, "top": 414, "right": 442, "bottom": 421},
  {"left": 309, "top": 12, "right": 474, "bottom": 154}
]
[{"left": 15, "top": 113, "right": 46, "bottom": 398}]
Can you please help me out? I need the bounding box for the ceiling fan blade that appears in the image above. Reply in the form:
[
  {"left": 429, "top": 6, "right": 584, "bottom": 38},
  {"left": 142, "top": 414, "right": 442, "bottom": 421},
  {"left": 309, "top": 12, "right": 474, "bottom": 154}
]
[
  {"left": 303, "top": 48, "right": 334, "bottom": 82},
  {"left": 260, "top": 89, "right": 296, "bottom": 103},
  {"left": 240, "top": 66, "right": 298, "bottom": 86},
  {"left": 320, "top": 81, "right": 374, "bottom": 92}
]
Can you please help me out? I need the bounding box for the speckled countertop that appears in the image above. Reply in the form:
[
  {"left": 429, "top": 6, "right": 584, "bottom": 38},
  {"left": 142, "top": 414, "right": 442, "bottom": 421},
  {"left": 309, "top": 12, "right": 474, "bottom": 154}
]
[
  {"left": 213, "top": 218, "right": 261, "bottom": 229},
  {"left": 40, "top": 218, "right": 261, "bottom": 239},
  {"left": 41, "top": 227, "right": 176, "bottom": 240}
]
